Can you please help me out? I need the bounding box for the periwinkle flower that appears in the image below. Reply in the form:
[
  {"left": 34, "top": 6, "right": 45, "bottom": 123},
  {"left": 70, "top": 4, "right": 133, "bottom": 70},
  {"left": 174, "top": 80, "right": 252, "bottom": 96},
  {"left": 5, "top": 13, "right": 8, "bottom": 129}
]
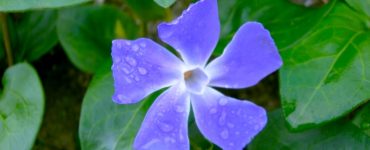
[{"left": 111, "top": 0, "right": 282, "bottom": 149}]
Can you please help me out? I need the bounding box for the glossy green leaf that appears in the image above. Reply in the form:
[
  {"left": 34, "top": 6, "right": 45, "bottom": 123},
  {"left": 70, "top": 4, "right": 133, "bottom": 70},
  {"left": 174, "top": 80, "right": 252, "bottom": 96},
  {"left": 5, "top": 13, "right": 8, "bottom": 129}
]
[
  {"left": 249, "top": 110, "right": 370, "bottom": 150},
  {"left": 79, "top": 61, "right": 158, "bottom": 150},
  {"left": 218, "top": 0, "right": 370, "bottom": 129},
  {"left": 11, "top": 10, "right": 58, "bottom": 62},
  {"left": 352, "top": 102, "right": 370, "bottom": 136},
  {"left": 345, "top": 0, "right": 370, "bottom": 17},
  {"left": 154, "top": 0, "right": 176, "bottom": 8},
  {"left": 0, "top": 0, "right": 90, "bottom": 12},
  {"left": 57, "top": 5, "right": 139, "bottom": 73},
  {"left": 0, "top": 63, "right": 44, "bottom": 149}
]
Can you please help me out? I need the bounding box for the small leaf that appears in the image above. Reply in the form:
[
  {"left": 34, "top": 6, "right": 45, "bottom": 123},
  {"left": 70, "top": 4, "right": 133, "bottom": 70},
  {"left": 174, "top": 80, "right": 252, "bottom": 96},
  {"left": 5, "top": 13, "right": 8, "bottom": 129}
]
[
  {"left": 154, "top": 0, "right": 176, "bottom": 8},
  {"left": 249, "top": 110, "right": 370, "bottom": 149},
  {"left": 0, "top": 63, "right": 44, "bottom": 149},
  {"left": 79, "top": 61, "right": 159, "bottom": 150},
  {"left": 0, "top": 0, "right": 90, "bottom": 12},
  {"left": 57, "top": 5, "right": 139, "bottom": 73}
]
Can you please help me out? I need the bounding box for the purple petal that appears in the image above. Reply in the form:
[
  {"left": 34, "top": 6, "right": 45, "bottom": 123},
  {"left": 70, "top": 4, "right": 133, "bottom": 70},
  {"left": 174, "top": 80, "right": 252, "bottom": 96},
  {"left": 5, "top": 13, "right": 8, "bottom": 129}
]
[
  {"left": 157, "top": 0, "right": 220, "bottom": 67},
  {"left": 134, "top": 85, "right": 190, "bottom": 150},
  {"left": 111, "top": 38, "right": 184, "bottom": 104},
  {"left": 206, "top": 22, "right": 282, "bottom": 89},
  {"left": 191, "top": 87, "right": 267, "bottom": 149}
]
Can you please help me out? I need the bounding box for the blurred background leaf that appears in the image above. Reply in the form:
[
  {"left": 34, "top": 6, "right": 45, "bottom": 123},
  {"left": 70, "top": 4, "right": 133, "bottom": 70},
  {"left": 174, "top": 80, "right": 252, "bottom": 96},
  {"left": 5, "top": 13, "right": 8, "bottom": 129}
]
[
  {"left": 249, "top": 109, "right": 370, "bottom": 150},
  {"left": 124, "top": 0, "right": 166, "bottom": 21},
  {"left": 352, "top": 103, "right": 370, "bottom": 136},
  {"left": 9, "top": 10, "right": 59, "bottom": 62},
  {"left": 0, "top": 63, "right": 44, "bottom": 150},
  {"left": 217, "top": 0, "right": 370, "bottom": 130},
  {"left": 57, "top": 5, "right": 139, "bottom": 73},
  {"left": 345, "top": 0, "right": 370, "bottom": 17},
  {"left": 0, "top": 0, "right": 91, "bottom": 12},
  {"left": 154, "top": 0, "right": 176, "bottom": 8}
]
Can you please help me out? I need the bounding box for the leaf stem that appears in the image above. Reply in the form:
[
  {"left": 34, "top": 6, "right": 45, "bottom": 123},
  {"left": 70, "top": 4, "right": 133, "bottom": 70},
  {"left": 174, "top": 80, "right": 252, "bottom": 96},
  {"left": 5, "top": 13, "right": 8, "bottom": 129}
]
[{"left": 0, "top": 13, "right": 13, "bottom": 66}]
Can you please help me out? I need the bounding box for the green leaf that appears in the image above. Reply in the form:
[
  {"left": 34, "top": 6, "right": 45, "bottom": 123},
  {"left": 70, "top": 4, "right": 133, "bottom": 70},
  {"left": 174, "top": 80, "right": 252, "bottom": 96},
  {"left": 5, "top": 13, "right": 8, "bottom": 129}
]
[
  {"left": 57, "top": 5, "right": 139, "bottom": 73},
  {"left": 11, "top": 10, "right": 59, "bottom": 62},
  {"left": 352, "top": 102, "right": 370, "bottom": 136},
  {"left": 249, "top": 110, "right": 370, "bottom": 149},
  {"left": 0, "top": 0, "right": 90, "bottom": 12},
  {"left": 345, "top": 0, "right": 370, "bottom": 17},
  {"left": 125, "top": 0, "right": 166, "bottom": 21},
  {"left": 218, "top": 0, "right": 370, "bottom": 129},
  {"left": 154, "top": 0, "right": 176, "bottom": 8},
  {"left": 79, "top": 61, "right": 159, "bottom": 150},
  {"left": 0, "top": 63, "right": 44, "bottom": 149}
]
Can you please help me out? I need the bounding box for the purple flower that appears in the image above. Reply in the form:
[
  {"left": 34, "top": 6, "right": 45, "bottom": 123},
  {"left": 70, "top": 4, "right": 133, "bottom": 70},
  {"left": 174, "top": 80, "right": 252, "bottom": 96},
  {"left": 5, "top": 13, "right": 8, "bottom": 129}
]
[{"left": 111, "top": 0, "right": 282, "bottom": 149}]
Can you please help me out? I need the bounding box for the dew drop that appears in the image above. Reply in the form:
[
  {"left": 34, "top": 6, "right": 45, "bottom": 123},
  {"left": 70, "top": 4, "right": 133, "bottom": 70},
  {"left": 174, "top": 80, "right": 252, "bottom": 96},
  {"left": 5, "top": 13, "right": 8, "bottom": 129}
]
[
  {"left": 138, "top": 67, "right": 148, "bottom": 75},
  {"left": 158, "top": 121, "right": 174, "bottom": 132},
  {"left": 132, "top": 44, "right": 139, "bottom": 51},
  {"left": 140, "top": 42, "right": 146, "bottom": 48},
  {"left": 124, "top": 76, "right": 132, "bottom": 83},
  {"left": 134, "top": 76, "right": 140, "bottom": 81},
  {"left": 229, "top": 142, "right": 234, "bottom": 146},
  {"left": 209, "top": 108, "right": 217, "bottom": 114},
  {"left": 218, "top": 98, "right": 228, "bottom": 106},
  {"left": 117, "top": 94, "right": 125, "bottom": 101},
  {"left": 125, "top": 56, "right": 137, "bottom": 66},
  {"left": 235, "top": 131, "right": 240, "bottom": 135},
  {"left": 164, "top": 137, "right": 176, "bottom": 143},
  {"left": 227, "top": 123, "right": 234, "bottom": 128},
  {"left": 220, "top": 129, "right": 229, "bottom": 139},
  {"left": 122, "top": 67, "right": 131, "bottom": 74},
  {"left": 218, "top": 111, "right": 226, "bottom": 126},
  {"left": 115, "top": 42, "right": 122, "bottom": 48},
  {"left": 175, "top": 106, "right": 185, "bottom": 113}
]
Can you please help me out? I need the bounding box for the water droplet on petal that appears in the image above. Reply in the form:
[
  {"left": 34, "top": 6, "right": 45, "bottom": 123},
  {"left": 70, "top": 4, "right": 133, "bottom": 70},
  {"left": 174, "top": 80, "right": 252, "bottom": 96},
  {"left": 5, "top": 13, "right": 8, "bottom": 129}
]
[
  {"left": 117, "top": 94, "right": 125, "bottom": 101},
  {"left": 138, "top": 67, "right": 147, "bottom": 75},
  {"left": 124, "top": 76, "right": 132, "bottom": 83},
  {"left": 229, "top": 142, "right": 234, "bottom": 146},
  {"left": 175, "top": 106, "right": 185, "bottom": 113},
  {"left": 140, "top": 42, "right": 146, "bottom": 48},
  {"left": 164, "top": 137, "right": 176, "bottom": 143},
  {"left": 125, "top": 56, "right": 137, "bottom": 66},
  {"left": 122, "top": 67, "right": 131, "bottom": 74},
  {"left": 209, "top": 108, "right": 217, "bottom": 114},
  {"left": 220, "top": 129, "right": 229, "bottom": 139},
  {"left": 218, "top": 98, "right": 228, "bottom": 106},
  {"left": 227, "top": 123, "right": 234, "bottom": 128},
  {"left": 218, "top": 111, "right": 226, "bottom": 126},
  {"left": 132, "top": 44, "right": 139, "bottom": 51},
  {"left": 134, "top": 76, "right": 140, "bottom": 81},
  {"left": 157, "top": 121, "right": 174, "bottom": 132}
]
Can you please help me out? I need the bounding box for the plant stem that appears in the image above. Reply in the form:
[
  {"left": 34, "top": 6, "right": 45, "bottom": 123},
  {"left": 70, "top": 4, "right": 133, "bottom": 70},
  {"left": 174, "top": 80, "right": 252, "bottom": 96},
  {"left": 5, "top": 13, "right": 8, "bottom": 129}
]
[{"left": 0, "top": 13, "right": 13, "bottom": 66}]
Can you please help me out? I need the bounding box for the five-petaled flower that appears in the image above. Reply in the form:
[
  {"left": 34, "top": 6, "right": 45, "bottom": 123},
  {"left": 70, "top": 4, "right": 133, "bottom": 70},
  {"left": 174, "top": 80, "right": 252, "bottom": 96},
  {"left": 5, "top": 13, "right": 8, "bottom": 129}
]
[{"left": 111, "top": 0, "right": 282, "bottom": 149}]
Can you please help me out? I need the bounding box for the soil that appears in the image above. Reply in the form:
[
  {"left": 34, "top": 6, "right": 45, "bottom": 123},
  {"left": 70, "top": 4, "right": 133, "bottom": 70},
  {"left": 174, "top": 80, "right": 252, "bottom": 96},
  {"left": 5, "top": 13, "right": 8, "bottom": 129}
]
[{"left": 32, "top": 46, "right": 91, "bottom": 150}]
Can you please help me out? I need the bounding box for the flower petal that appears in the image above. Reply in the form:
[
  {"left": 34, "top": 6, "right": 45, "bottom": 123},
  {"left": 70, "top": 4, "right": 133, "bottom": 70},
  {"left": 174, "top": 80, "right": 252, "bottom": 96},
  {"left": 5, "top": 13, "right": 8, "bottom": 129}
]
[
  {"left": 191, "top": 87, "right": 267, "bottom": 149},
  {"left": 157, "top": 0, "right": 220, "bottom": 67},
  {"left": 206, "top": 22, "right": 282, "bottom": 89},
  {"left": 134, "top": 85, "right": 190, "bottom": 150},
  {"left": 111, "top": 38, "right": 184, "bottom": 104}
]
